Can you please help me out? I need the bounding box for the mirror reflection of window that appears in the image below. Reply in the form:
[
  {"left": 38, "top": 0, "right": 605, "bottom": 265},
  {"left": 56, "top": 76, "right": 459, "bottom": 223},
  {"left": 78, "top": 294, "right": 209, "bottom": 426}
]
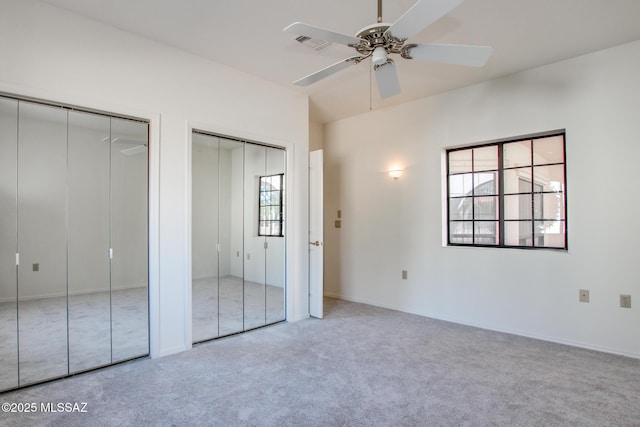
[{"left": 259, "top": 174, "right": 284, "bottom": 237}]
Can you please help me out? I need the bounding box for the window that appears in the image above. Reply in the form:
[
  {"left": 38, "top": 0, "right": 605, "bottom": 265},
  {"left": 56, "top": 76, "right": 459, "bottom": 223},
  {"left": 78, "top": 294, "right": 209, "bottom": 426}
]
[
  {"left": 447, "top": 132, "right": 566, "bottom": 249},
  {"left": 259, "top": 173, "right": 284, "bottom": 237}
]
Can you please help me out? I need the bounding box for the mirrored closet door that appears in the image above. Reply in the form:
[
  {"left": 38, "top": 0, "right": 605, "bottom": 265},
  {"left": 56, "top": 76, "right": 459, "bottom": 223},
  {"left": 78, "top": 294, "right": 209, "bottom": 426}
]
[
  {"left": 0, "top": 97, "right": 19, "bottom": 391},
  {"left": 243, "top": 143, "right": 267, "bottom": 331},
  {"left": 264, "top": 147, "right": 286, "bottom": 324},
  {"left": 110, "top": 118, "right": 149, "bottom": 363},
  {"left": 0, "top": 96, "right": 149, "bottom": 392},
  {"left": 17, "top": 102, "right": 72, "bottom": 385},
  {"left": 192, "top": 132, "right": 285, "bottom": 343},
  {"left": 68, "top": 110, "right": 111, "bottom": 374},
  {"left": 192, "top": 133, "right": 222, "bottom": 341},
  {"left": 218, "top": 137, "right": 245, "bottom": 336}
]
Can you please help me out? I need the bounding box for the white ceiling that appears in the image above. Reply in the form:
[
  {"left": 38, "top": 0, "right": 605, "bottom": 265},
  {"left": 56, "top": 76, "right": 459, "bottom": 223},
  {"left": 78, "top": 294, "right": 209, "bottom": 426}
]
[{"left": 40, "top": 0, "right": 640, "bottom": 124}]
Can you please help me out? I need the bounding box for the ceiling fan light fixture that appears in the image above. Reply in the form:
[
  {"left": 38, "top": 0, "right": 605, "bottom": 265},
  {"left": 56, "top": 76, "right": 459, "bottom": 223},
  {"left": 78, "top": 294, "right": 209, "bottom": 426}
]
[{"left": 372, "top": 46, "right": 388, "bottom": 66}]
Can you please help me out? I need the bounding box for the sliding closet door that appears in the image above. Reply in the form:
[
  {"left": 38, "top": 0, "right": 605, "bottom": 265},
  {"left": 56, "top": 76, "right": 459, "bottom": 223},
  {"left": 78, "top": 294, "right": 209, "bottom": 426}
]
[
  {"left": 110, "top": 118, "right": 149, "bottom": 362},
  {"left": 192, "top": 134, "right": 220, "bottom": 342},
  {"left": 218, "top": 138, "right": 245, "bottom": 336},
  {"left": 0, "top": 98, "right": 18, "bottom": 390},
  {"left": 265, "top": 147, "right": 286, "bottom": 324},
  {"left": 244, "top": 144, "right": 267, "bottom": 330},
  {"left": 67, "top": 111, "right": 111, "bottom": 373},
  {"left": 17, "top": 102, "right": 68, "bottom": 385}
]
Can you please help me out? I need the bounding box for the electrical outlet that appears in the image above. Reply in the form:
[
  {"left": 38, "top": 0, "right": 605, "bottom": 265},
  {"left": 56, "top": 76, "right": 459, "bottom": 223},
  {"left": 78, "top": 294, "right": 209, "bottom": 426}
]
[
  {"left": 620, "top": 294, "right": 631, "bottom": 309},
  {"left": 579, "top": 289, "right": 589, "bottom": 303},
  {"left": 402, "top": 270, "right": 407, "bottom": 280}
]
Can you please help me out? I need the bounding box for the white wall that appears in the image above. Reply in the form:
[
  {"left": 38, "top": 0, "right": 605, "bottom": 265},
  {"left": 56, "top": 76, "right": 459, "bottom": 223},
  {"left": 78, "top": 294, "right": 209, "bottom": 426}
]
[
  {"left": 0, "top": 0, "right": 309, "bottom": 358},
  {"left": 309, "top": 121, "right": 324, "bottom": 151},
  {"left": 324, "top": 40, "right": 640, "bottom": 358}
]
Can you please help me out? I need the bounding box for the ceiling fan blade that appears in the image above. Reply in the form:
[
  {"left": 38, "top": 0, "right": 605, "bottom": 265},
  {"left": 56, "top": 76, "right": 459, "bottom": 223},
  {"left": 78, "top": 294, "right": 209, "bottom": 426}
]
[
  {"left": 386, "top": 0, "right": 463, "bottom": 41},
  {"left": 294, "top": 57, "right": 362, "bottom": 87},
  {"left": 284, "top": 22, "right": 364, "bottom": 47},
  {"left": 405, "top": 43, "right": 493, "bottom": 67},
  {"left": 374, "top": 61, "right": 401, "bottom": 99}
]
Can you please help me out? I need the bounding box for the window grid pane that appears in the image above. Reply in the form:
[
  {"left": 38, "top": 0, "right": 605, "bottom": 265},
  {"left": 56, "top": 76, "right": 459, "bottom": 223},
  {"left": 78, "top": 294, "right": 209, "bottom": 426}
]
[
  {"left": 473, "top": 145, "right": 498, "bottom": 172},
  {"left": 447, "top": 133, "right": 566, "bottom": 249},
  {"left": 449, "top": 197, "right": 472, "bottom": 220},
  {"left": 449, "top": 173, "right": 473, "bottom": 198},
  {"left": 449, "top": 221, "right": 473, "bottom": 244},
  {"left": 474, "top": 221, "right": 498, "bottom": 245},
  {"left": 503, "top": 140, "right": 531, "bottom": 168},
  {"left": 533, "top": 135, "right": 564, "bottom": 165},
  {"left": 448, "top": 149, "right": 473, "bottom": 174}
]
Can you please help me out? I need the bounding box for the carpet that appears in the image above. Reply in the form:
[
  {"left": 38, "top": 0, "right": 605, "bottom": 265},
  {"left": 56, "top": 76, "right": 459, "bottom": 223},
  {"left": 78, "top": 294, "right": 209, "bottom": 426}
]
[{"left": 1, "top": 297, "right": 639, "bottom": 426}]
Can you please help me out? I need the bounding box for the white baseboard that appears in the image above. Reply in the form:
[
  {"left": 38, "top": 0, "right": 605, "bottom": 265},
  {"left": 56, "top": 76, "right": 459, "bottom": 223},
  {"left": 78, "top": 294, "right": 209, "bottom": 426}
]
[{"left": 324, "top": 292, "right": 640, "bottom": 360}]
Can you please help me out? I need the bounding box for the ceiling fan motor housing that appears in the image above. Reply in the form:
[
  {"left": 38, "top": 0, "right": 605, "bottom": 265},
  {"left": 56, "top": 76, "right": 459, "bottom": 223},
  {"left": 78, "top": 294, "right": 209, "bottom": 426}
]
[{"left": 353, "top": 24, "right": 406, "bottom": 57}]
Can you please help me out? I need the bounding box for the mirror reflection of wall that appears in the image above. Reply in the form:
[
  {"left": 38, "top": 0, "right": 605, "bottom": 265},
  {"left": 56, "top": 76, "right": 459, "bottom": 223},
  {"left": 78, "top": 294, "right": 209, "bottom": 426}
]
[
  {"left": 0, "top": 95, "right": 149, "bottom": 392},
  {"left": 191, "top": 132, "right": 285, "bottom": 344}
]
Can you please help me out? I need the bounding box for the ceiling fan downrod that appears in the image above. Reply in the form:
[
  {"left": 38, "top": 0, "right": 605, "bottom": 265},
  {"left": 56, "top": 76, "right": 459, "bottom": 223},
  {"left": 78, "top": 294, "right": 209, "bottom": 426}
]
[{"left": 377, "top": 0, "right": 383, "bottom": 23}]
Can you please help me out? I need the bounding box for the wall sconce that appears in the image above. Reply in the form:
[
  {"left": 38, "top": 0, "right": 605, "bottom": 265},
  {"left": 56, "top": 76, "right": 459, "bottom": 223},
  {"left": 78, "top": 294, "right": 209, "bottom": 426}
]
[{"left": 388, "top": 169, "right": 403, "bottom": 180}]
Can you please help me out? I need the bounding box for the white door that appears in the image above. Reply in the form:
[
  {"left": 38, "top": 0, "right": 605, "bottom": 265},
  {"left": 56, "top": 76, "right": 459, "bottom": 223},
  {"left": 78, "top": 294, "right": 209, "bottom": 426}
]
[{"left": 309, "top": 149, "right": 324, "bottom": 318}]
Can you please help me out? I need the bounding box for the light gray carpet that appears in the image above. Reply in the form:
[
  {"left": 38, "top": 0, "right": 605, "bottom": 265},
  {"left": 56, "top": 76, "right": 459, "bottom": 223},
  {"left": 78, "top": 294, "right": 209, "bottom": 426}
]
[{"left": 1, "top": 297, "right": 639, "bottom": 426}]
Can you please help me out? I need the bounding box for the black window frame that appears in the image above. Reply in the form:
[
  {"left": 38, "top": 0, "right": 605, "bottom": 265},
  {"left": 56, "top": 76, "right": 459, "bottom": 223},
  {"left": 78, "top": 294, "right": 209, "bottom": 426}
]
[
  {"left": 258, "top": 173, "right": 285, "bottom": 237},
  {"left": 446, "top": 131, "right": 567, "bottom": 250}
]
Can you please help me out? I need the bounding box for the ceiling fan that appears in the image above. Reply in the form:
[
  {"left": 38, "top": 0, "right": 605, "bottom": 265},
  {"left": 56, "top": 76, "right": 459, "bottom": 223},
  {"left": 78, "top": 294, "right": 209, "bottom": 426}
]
[{"left": 284, "top": 0, "right": 492, "bottom": 99}]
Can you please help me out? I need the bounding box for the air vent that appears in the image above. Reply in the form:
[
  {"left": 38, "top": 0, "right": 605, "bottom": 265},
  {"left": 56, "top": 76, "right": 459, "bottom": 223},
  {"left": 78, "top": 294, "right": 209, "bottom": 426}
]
[{"left": 295, "top": 35, "right": 334, "bottom": 53}]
